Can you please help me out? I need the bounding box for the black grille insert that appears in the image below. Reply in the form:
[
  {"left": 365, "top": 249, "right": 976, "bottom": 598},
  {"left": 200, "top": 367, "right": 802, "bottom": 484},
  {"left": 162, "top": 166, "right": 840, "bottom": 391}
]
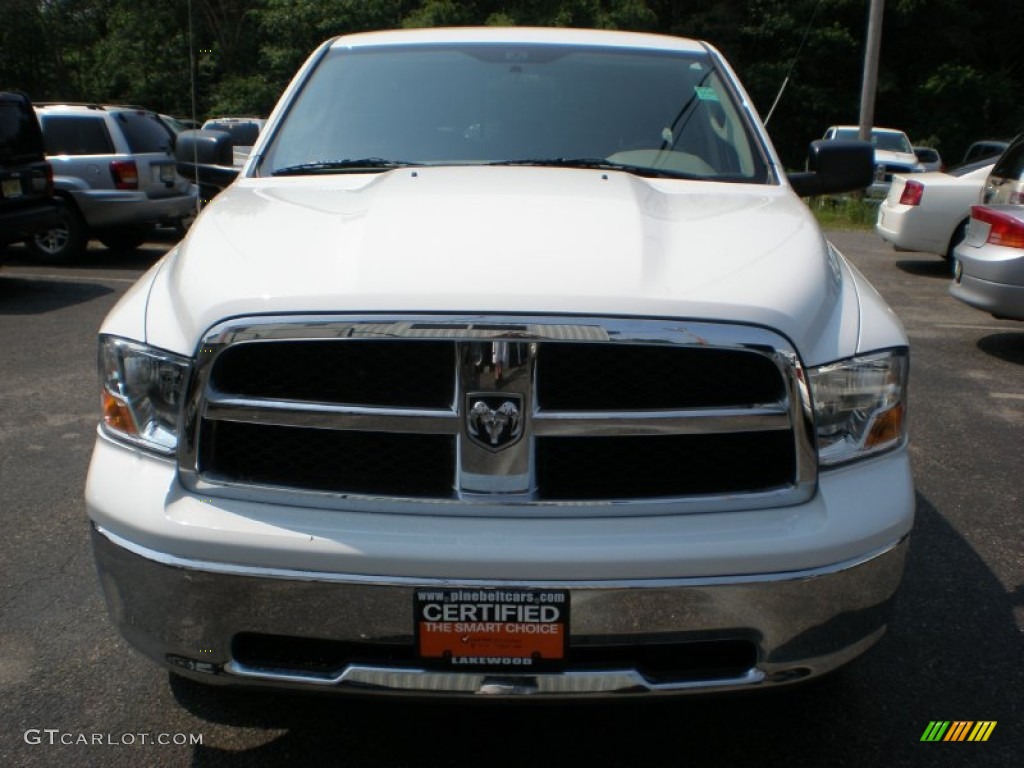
[
  {"left": 537, "top": 344, "right": 785, "bottom": 410},
  {"left": 199, "top": 421, "right": 456, "bottom": 498},
  {"left": 210, "top": 340, "right": 455, "bottom": 408},
  {"left": 231, "top": 632, "right": 758, "bottom": 684},
  {"left": 233, "top": 633, "right": 415, "bottom": 674},
  {"left": 536, "top": 432, "right": 795, "bottom": 500},
  {"left": 571, "top": 638, "right": 758, "bottom": 683}
]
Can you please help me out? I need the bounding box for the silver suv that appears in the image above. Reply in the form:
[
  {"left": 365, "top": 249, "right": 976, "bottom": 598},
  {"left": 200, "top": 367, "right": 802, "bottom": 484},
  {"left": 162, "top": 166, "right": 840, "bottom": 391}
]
[{"left": 30, "top": 104, "right": 197, "bottom": 262}]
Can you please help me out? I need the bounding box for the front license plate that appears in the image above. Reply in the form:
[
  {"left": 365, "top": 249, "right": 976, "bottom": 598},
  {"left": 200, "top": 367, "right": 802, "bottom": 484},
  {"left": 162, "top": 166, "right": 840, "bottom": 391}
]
[
  {"left": 415, "top": 587, "right": 569, "bottom": 670},
  {"left": 2, "top": 178, "right": 22, "bottom": 199}
]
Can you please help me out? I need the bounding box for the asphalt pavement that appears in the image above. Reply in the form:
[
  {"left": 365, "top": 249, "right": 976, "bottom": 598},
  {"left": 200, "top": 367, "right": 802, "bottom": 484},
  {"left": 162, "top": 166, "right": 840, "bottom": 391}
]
[{"left": 0, "top": 230, "right": 1020, "bottom": 767}]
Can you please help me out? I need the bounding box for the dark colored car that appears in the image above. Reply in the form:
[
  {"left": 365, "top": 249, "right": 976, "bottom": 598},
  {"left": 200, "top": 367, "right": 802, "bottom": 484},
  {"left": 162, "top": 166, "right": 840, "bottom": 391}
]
[
  {"left": 0, "top": 91, "right": 62, "bottom": 260},
  {"left": 962, "top": 139, "right": 1010, "bottom": 166}
]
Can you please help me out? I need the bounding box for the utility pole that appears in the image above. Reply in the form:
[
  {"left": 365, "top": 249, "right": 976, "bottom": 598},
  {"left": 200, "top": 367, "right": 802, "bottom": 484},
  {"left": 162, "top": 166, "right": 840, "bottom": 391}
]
[{"left": 858, "top": 0, "right": 885, "bottom": 142}]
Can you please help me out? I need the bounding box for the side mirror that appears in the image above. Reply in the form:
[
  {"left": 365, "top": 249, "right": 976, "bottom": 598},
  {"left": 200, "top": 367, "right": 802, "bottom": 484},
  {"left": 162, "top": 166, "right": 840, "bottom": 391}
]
[
  {"left": 174, "top": 129, "right": 239, "bottom": 200},
  {"left": 175, "top": 129, "right": 233, "bottom": 166},
  {"left": 788, "top": 140, "right": 874, "bottom": 197}
]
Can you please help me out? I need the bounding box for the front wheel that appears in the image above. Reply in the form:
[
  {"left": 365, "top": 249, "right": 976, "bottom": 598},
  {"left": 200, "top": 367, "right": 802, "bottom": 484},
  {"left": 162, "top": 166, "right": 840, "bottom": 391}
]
[{"left": 27, "top": 203, "right": 88, "bottom": 264}]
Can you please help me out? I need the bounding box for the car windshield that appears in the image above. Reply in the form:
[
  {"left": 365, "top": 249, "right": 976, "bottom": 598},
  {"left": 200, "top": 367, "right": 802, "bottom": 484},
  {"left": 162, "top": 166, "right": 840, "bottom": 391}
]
[
  {"left": 116, "top": 111, "right": 174, "bottom": 154},
  {"left": 834, "top": 127, "right": 912, "bottom": 154},
  {"left": 259, "top": 43, "right": 769, "bottom": 183},
  {"left": 873, "top": 132, "right": 913, "bottom": 153}
]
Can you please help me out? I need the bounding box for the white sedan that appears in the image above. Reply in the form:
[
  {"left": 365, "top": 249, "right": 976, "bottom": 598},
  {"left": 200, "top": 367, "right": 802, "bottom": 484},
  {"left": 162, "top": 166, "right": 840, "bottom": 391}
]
[{"left": 876, "top": 160, "right": 993, "bottom": 261}]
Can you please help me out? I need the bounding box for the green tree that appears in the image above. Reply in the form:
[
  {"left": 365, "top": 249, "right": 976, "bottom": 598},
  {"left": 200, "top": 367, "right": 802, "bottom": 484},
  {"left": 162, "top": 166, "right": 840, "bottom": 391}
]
[
  {"left": 5, "top": 0, "right": 1021, "bottom": 157},
  {"left": 84, "top": 0, "right": 193, "bottom": 113},
  {"left": 0, "top": 0, "right": 52, "bottom": 97},
  {"left": 257, "top": 0, "right": 415, "bottom": 92},
  {"left": 0, "top": 0, "right": 108, "bottom": 101}
]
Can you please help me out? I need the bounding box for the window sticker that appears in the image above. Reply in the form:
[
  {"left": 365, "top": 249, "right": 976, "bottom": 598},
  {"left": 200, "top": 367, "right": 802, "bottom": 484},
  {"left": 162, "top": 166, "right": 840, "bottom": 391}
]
[{"left": 695, "top": 86, "right": 720, "bottom": 102}]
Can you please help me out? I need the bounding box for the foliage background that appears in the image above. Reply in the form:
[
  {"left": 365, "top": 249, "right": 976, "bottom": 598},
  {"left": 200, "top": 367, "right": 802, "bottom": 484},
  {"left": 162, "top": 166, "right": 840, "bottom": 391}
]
[{"left": 1, "top": 0, "right": 1021, "bottom": 168}]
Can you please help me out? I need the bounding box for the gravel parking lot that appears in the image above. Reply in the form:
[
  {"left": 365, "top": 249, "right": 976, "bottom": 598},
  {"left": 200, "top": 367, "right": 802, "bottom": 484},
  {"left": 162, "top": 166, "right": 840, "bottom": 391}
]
[{"left": 0, "top": 230, "right": 1020, "bottom": 767}]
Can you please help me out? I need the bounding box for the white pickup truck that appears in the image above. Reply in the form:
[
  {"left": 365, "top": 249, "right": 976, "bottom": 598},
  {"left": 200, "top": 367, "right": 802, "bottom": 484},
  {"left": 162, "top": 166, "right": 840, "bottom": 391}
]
[{"left": 86, "top": 27, "right": 913, "bottom": 698}]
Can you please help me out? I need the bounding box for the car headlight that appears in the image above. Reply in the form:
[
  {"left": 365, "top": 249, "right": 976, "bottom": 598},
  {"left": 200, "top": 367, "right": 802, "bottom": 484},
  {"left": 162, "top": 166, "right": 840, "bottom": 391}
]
[
  {"left": 808, "top": 348, "right": 908, "bottom": 466},
  {"left": 99, "top": 335, "right": 191, "bottom": 454}
]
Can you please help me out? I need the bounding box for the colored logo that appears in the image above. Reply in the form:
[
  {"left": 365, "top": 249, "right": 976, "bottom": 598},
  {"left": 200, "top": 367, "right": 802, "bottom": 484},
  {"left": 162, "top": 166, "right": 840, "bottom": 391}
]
[{"left": 920, "top": 721, "right": 996, "bottom": 742}]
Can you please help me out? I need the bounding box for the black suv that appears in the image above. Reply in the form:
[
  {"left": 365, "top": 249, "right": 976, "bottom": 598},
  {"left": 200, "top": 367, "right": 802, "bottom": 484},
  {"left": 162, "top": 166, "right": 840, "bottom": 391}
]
[{"left": 0, "top": 91, "right": 61, "bottom": 260}]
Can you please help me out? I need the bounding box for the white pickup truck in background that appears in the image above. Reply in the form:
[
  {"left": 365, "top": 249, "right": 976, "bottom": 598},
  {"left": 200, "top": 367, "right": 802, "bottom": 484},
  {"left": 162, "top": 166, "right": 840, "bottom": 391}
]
[{"left": 86, "top": 27, "right": 913, "bottom": 699}]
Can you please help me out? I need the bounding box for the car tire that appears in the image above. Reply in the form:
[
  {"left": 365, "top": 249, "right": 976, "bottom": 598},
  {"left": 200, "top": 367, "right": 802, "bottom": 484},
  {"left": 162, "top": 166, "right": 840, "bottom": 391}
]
[
  {"left": 96, "top": 225, "right": 151, "bottom": 252},
  {"left": 27, "top": 202, "right": 89, "bottom": 264},
  {"left": 945, "top": 220, "right": 968, "bottom": 262}
]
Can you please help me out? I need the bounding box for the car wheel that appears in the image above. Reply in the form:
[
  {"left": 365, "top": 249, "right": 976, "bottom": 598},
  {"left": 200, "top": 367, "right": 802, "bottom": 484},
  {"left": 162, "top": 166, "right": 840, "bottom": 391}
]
[
  {"left": 96, "top": 225, "right": 151, "bottom": 252},
  {"left": 27, "top": 203, "right": 89, "bottom": 264},
  {"left": 944, "top": 220, "right": 968, "bottom": 262}
]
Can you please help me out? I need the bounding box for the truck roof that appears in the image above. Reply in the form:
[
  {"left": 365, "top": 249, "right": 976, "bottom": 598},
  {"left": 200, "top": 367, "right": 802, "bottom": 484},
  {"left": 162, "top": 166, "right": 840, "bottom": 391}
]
[{"left": 329, "top": 26, "right": 709, "bottom": 54}]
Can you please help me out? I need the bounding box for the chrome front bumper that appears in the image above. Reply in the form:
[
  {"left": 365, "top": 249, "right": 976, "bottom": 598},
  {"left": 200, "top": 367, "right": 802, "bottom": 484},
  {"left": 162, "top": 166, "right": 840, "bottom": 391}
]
[{"left": 92, "top": 525, "right": 908, "bottom": 697}]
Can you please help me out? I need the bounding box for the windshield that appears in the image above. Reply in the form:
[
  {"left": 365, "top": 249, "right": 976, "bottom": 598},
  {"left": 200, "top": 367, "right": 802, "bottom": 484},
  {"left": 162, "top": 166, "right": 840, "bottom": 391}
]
[
  {"left": 260, "top": 43, "right": 769, "bottom": 182},
  {"left": 834, "top": 127, "right": 913, "bottom": 154},
  {"left": 116, "top": 111, "right": 174, "bottom": 154}
]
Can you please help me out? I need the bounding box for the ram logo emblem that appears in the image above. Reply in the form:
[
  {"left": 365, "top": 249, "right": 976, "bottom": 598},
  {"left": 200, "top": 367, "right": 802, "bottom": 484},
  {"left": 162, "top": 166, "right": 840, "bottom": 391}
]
[{"left": 466, "top": 395, "right": 523, "bottom": 450}]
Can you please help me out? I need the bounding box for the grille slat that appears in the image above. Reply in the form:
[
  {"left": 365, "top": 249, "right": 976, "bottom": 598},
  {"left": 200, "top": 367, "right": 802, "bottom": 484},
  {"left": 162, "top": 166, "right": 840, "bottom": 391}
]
[
  {"left": 532, "top": 406, "right": 790, "bottom": 437},
  {"left": 204, "top": 398, "right": 458, "bottom": 435}
]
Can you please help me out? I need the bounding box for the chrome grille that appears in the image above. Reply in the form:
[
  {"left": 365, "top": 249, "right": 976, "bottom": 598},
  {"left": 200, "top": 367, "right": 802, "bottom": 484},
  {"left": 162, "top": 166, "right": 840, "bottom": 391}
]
[{"left": 179, "top": 316, "right": 816, "bottom": 516}]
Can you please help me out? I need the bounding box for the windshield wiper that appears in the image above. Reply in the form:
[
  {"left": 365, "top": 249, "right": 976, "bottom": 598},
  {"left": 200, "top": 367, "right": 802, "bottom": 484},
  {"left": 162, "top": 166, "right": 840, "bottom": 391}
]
[
  {"left": 270, "top": 158, "right": 422, "bottom": 176},
  {"left": 486, "top": 158, "right": 703, "bottom": 180}
]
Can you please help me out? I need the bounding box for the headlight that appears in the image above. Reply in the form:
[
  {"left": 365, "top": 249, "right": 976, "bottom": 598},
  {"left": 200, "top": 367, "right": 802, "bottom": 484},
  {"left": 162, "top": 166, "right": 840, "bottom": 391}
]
[
  {"left": 99, "top": 335, "right": 191, "bottom": 454},
  {"left": 808, "top": 349, "right": 908, "bottom": 466}
]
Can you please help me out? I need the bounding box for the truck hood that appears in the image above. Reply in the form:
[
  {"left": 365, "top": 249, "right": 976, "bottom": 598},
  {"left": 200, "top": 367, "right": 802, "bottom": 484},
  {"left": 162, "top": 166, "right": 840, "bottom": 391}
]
[{"left": 146, "top": 166, "right": 863, "bottom": 363}]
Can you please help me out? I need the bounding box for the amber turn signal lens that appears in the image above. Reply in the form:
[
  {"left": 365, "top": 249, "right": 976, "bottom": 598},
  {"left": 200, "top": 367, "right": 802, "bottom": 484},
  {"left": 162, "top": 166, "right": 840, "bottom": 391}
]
[
  {"left": 102, "top": 390, "right": 137, "bottom": 435},
  {"left": 865, "top": 403, "right": 905, "bottom": 448}
]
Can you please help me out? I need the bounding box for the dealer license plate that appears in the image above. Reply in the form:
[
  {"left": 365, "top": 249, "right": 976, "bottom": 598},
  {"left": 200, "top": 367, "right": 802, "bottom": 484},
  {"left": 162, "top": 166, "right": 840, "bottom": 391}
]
[
  {"left": 415, "top": 587, "right": 569, "bottom": 670},
  {"left": 2, "top": 178, "right": 23, "bottom": 199}
]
